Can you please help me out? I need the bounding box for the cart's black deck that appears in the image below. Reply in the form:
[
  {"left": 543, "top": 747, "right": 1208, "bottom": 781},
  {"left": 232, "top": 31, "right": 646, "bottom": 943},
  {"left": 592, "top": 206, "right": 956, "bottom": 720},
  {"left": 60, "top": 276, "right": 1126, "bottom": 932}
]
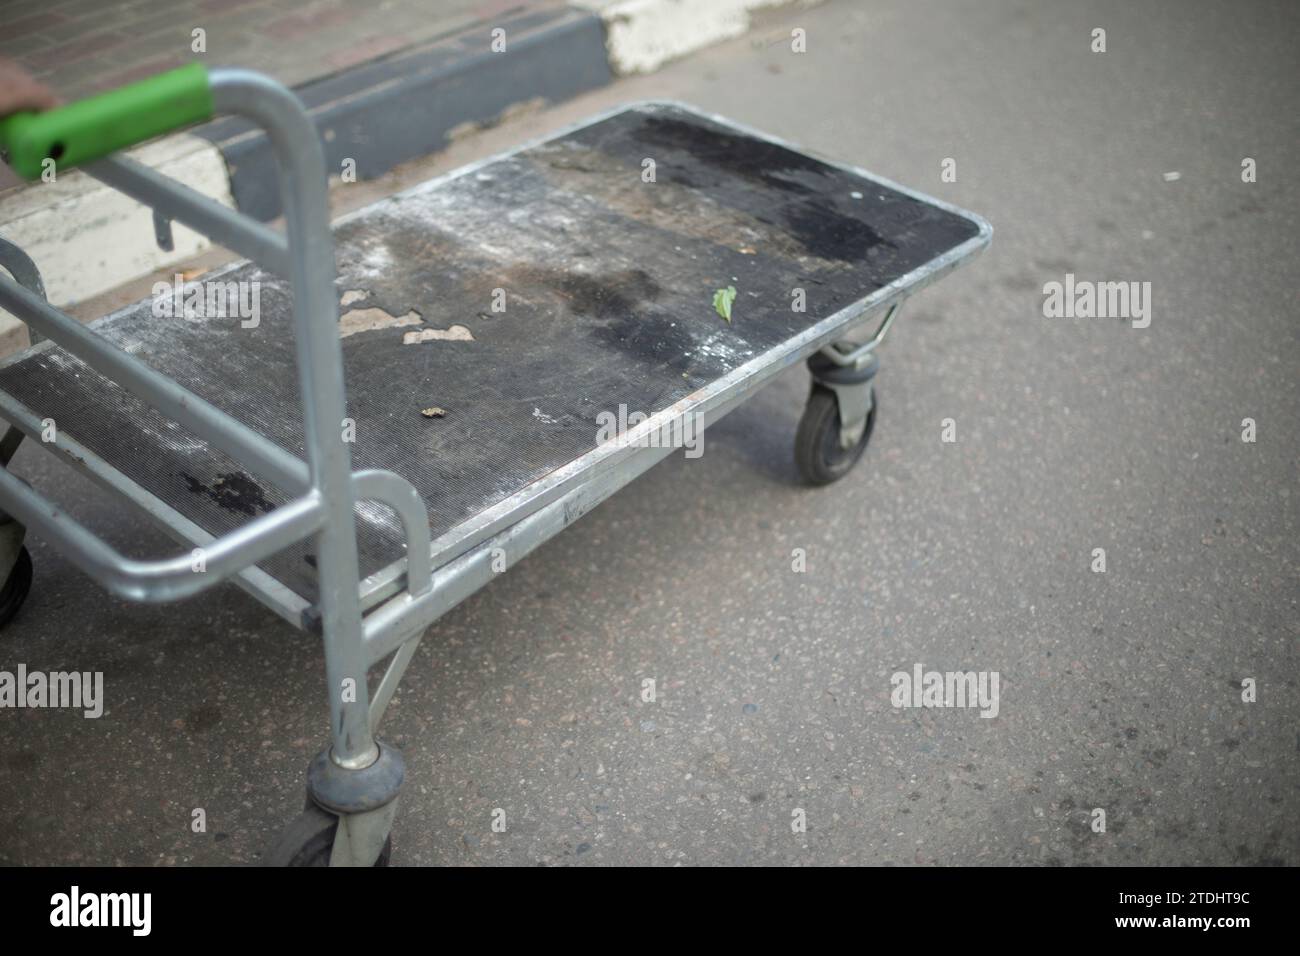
[{"left": 0, "top": 103, "right": 983, "bottom": 605}]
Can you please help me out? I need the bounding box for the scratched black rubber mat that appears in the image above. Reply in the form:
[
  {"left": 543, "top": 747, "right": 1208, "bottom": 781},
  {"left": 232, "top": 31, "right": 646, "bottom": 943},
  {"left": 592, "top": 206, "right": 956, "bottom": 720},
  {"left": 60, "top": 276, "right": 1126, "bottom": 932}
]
[{"left": 0, "top": 103, "right": 982, "bottom": 604}]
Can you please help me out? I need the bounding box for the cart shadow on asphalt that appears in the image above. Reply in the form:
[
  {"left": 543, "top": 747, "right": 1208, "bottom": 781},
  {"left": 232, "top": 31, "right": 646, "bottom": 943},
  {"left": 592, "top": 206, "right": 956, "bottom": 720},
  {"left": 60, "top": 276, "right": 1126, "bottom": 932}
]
[
  {"left": 0, "top": 366, "right": 812, "bottom": 863},
  {"left": 685, "top": 364, "right": 810, "bottom": 488}
]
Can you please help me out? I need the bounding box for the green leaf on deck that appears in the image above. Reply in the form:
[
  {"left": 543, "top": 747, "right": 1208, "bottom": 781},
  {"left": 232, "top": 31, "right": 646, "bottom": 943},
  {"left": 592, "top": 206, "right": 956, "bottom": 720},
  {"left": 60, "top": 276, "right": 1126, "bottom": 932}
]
[{"left": 713, "top": 285, "right": 737, "bottom": 322}]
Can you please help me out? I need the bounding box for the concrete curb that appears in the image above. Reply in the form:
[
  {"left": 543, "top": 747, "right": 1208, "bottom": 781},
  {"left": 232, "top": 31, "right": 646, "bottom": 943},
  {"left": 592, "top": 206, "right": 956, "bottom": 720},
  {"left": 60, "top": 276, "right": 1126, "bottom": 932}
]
[
  {"left": 576, "top": 0, "right": 803, "bottom": 75},
  {"left": 0, "top": 133, "right": 233, "bottom": 346},
  {"left": 197, "top": 4, "right": 613, "bottom": 222}
]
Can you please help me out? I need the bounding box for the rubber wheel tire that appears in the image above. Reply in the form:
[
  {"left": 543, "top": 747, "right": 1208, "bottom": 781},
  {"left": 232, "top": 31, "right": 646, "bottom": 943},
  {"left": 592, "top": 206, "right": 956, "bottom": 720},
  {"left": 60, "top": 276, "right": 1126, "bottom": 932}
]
[
  {"left": 265, "top": 805, "right": 392, "bottom": 867},
  {"left": 0, "top": 546, "right": 33, "bottom": 630},
  {"left": 794, "top": 386, "right": 875, "bottom": 486}
]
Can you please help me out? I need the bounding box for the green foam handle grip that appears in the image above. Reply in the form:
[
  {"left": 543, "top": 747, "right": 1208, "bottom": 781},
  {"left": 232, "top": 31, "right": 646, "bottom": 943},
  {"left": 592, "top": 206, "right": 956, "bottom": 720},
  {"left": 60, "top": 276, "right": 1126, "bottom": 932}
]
[{"left": 0, "top": 62, "right": 213, "bottom": 180}]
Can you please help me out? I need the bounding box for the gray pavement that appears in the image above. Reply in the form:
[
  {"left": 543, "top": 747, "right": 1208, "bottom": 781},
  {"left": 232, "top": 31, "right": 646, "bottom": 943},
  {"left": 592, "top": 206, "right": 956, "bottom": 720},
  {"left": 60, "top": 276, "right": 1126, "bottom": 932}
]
[{"left": 1, "top": 0, "right": 1297, "bottom": 865}]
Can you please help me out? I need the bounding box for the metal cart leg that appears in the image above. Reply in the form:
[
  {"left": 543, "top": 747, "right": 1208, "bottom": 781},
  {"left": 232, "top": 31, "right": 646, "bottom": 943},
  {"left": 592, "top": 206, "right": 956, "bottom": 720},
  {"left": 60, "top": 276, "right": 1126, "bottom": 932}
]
[
  {"left": 263, "top": 630, "right": 422, "bottom": 866},
  {"left": 794, "top": 301, "right": 899, "bottom": 485},
  {"left": 0, "top": 238, "right": 44, "bottom": 628},
  {"left": 205, "top": 72, "right": 404, "bottom": 866}
]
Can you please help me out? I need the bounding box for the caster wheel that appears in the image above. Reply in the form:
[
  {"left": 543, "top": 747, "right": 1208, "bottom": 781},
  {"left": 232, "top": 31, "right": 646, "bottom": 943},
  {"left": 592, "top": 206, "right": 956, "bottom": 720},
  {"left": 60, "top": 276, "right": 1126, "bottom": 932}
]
[
  {"left": 265, "top": 804, "right": 392, "bottom": 867},
  {"left": 0, "top": 546, "right": 32, "bottom": 630},
  {"left": 794, "top": 386, "right": 875, "bottom": 486}
]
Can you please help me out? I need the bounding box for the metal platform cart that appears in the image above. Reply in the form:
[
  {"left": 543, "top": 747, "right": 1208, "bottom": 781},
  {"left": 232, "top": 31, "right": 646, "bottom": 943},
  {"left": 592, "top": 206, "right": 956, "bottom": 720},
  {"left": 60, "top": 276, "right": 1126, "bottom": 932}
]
[{"left": 0, "top": 65, "right": 990, "bottom": 865}]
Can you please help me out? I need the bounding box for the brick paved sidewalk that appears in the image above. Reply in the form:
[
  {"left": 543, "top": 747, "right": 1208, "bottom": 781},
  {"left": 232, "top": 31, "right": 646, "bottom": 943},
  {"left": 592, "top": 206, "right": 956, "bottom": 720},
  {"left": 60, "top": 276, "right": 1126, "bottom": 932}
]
[
  {"left": 1, "top": 0, "right": 558, "bottom": 98},
  {"left": 0, "top": 0, "right": 561, "bottom": 193}
]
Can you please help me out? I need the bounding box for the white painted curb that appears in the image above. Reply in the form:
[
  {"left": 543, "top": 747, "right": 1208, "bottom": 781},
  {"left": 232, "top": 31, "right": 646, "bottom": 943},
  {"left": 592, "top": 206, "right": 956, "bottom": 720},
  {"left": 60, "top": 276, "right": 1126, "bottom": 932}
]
[
  {"left": 575, "top": 0, "right": 814, "bottom": 75},
  {"left": 0, "top": 133, "right": 233, "bottom": 343}
]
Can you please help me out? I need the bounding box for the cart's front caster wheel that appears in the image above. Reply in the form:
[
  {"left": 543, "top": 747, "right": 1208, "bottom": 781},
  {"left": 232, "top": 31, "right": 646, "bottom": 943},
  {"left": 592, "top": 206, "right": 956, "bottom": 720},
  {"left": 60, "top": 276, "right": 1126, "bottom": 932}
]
[
  {"left": 265, "top": 805, "right": 392, "bottom": 867},
  {"left": 795, "top": 386, "right": 876, "bottom": 486},
  {"left": 0, "top": 546, "right": 33, "bottom": 630}
]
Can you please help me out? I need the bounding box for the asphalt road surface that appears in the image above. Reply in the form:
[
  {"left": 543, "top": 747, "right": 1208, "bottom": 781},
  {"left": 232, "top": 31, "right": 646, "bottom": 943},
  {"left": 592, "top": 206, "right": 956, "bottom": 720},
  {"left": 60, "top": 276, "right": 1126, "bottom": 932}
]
[{"left": 1, "top": 0, "right": 1296, "bottom": 865}]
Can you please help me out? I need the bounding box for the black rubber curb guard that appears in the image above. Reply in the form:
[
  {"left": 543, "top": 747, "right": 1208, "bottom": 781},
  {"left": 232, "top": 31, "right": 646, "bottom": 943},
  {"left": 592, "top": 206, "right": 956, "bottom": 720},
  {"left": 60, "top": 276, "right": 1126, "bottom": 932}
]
[{"left": 194, "top": 5, "right": 612, "bottom": 222}]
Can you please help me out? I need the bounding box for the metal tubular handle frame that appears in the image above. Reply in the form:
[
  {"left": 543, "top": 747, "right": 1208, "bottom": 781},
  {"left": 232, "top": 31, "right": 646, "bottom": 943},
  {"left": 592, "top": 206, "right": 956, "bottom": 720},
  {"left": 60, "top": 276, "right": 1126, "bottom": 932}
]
[{"left": 0, "top": 68, "right": 434, "bottom": 769}]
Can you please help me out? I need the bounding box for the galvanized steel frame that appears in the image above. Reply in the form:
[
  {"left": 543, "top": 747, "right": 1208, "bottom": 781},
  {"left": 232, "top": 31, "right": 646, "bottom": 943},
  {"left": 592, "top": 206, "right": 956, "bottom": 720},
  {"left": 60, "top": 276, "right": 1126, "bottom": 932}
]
[{"left": 0, "top": 88, "right": 991, "bottom": 768}]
